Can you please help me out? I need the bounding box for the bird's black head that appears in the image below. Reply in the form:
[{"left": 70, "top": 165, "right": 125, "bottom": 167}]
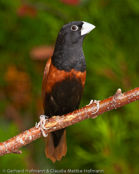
[
  {"left": 52, "top": 21, "right": 95, "bottom": 72},
  {"left": 55, "top": 21, "right": 95, "bottom": 47}
]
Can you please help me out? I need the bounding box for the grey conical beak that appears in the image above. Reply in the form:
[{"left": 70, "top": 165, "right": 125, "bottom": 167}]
[{"left": 81, "top": 21, "right": 96, "bottom": 36}]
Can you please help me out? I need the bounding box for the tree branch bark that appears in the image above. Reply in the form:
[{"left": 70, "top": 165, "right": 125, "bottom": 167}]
[{"left": 0, "top": 87, "right": 139, "bottom": 156}]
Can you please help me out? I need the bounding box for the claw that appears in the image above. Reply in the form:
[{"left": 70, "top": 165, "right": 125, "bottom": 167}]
[
  {"left": 35, "top": 115, "right": 49, "bottom": 137},
  {"left": 86, "top": 99, "right": 93, "bottom": 106},
  {"left": 93, "top": 100, "right": 100, "bottom": 114},
  {"left": 87, "top": 99, "right": 100, "bottom": 117}
]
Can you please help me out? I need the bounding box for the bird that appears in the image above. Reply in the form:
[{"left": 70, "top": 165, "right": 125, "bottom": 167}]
[{"left": 42, "top": 21, "right": 95, "bottom": 162}]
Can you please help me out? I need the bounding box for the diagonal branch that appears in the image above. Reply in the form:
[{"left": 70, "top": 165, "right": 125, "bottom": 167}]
[{"left": 0, "top": 87, "right": 139, "bottom": 156}]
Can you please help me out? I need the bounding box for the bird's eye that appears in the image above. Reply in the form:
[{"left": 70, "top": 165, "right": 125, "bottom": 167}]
[{"left": 71, "top": 25, "right": 79, "bottom": 31}]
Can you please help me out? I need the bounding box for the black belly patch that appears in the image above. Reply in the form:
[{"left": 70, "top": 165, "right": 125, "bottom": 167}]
[{"left": 44, "top": 76, "right": 84, "bottom": 117}]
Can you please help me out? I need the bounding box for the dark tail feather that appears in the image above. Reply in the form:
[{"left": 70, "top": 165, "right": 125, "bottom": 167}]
[{"left": 45, "top": 129, "right": 67, "bottom": 163}]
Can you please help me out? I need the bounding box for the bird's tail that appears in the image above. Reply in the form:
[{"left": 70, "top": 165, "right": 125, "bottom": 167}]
[{"left": 45, "top": 129, "right": 67, "bottom": 163}]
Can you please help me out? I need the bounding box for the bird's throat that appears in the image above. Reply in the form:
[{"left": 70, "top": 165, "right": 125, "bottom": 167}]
[{"left": 52, "top": 46, "right": 86, "bottom": 72}]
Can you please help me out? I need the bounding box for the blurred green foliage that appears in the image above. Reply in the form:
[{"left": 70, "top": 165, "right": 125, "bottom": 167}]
[{"left": 0, "top": 0, "right": 139, "bottom": 173}]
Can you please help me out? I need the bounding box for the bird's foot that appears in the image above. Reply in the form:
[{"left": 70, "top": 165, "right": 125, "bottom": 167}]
[
  {"left": 87, "top": 100, "right": 100, "bottom": 118},
  {"left": 35, "top": 115, "right": 49, "bottom": 137}
]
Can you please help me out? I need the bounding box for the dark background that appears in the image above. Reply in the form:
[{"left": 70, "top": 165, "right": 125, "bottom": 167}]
[{"left": 0, "top": 0, "right": 139, "bottom": 173}]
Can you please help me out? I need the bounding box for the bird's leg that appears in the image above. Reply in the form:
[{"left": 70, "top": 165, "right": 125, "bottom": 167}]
[
  {"left": 35, "top": 115, "right": 49, "bottom": 137},
  {"left": 87, "top": 99, "right": 100, "bottom": 117}
]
